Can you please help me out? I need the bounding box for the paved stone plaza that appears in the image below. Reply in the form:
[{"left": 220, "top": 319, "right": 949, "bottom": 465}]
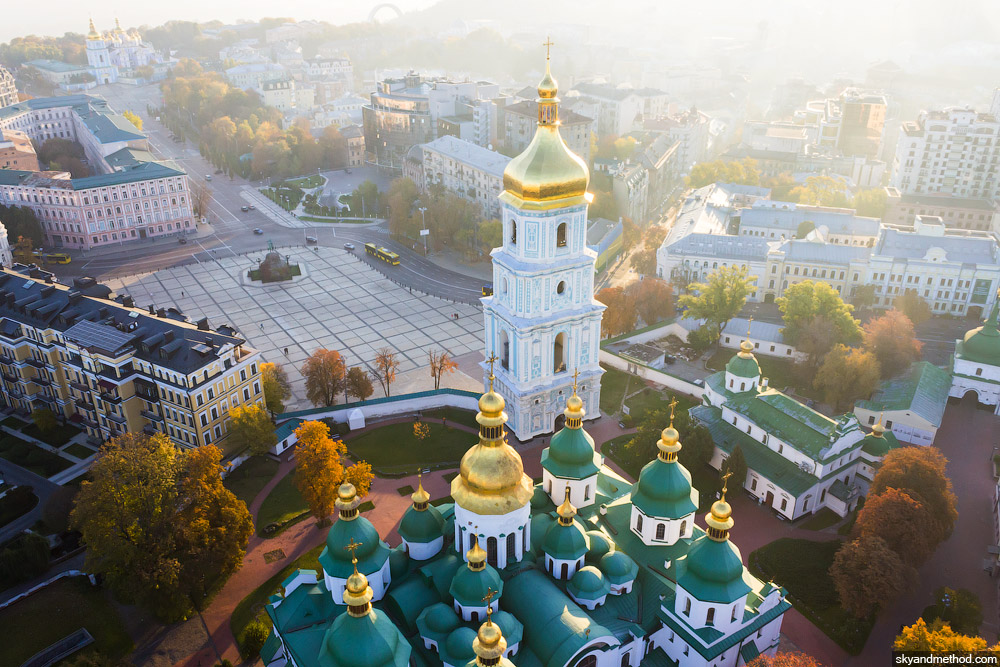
[{"left": 105, "top": 247, "right": 485, "bottom": 408}]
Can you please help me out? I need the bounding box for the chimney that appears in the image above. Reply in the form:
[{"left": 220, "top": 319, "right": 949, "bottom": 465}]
[
  {"left": 156, "top": 308, "right": 166, "bottom": 318},
  {"left": 148, "top": 304, "right": 155, "bottom": 314},
  {"left": 761, "top": 376, "right": 769, "bottom": 389},
  {"left": 196, "top": 317, "right": 210, "bottom": 331},
  {"left": 122, "top": 296, "right": 134, "bottom": 308}
]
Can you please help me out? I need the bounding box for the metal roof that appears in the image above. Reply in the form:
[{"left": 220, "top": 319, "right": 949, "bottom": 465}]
[
  {"left": 857, "top": 361, "right": 951, "bottom": 427},
  {"left": 64, "top": 319, "right": 136, "bottom": 355}
]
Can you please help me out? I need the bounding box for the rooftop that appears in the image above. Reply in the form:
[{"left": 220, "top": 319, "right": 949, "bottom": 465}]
[
  {"left": 421, "top": 135, "right": 510, "bottom": 178},
  {"left": 875, "top": 226, "right": 999, "bottom": 265},
  {"left": 741, "top": 200, "right": 881, "bottom": 238},
  {"left": 503, "top": 100, "right": 593, "bottom": 125},
  {"left": 664, "top": 233, "right": 772, "bottom": 262},
  {"left": 856, "top": 361, "right": 952, "bottom": 428}
]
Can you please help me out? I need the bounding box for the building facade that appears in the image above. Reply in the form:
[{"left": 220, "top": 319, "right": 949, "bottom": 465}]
[
  {"left": 0, "top": 265, "right": 262, "bottom": 449},
  {"left": 419, "top": 136, "right": 510, "bottom": 221},
  {"left": 483, "top": 62, "right": 604, "bottom": 441},
  {"left": 85, "top": 18, "right": 160, "bottom": 85},
  {"left": 949, "top": 293, "right": 1000, "bottom": 415},
  {"left": 883, "top": 187, "right": 1000, "bottom": 232},
  {"left": 500, "top": 100, "right": 593, "bottom": 164},
  {"left": 571, "top": 82, "right": 642, "bottom": 137},
  {"left": 797, "top": 88, "right": 887, "bottom": 159},
  {"left": 340, "top": 125, "right": 365, "bottom": 168},
  {"left": 0, "top": 66, "right": 18, "bottom": 108},
  {"left": 0, "top": 130, "right": 41, "bottom": 171}
]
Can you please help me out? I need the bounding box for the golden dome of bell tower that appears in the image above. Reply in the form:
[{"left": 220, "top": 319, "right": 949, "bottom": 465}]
[{"left": 500, "top": 38, "right": 590, "bottom": 211}]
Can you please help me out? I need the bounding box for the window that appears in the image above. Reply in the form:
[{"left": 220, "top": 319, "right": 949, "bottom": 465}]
[
  {"left": 635, "top": 514, "right": 643, "bottom": 532},
  {"left": 510, "top": 220, "right": 517, "bottom": 245},
  {"left": 500, "top": 330, "right": 510, "bottom": 371},
  {"left": 976, "top": 368, "right": 983, "bottom": 376},
  {"left": 731, "top": 605, "right": 738, "bottom": 622},
  {"left": 706, "top": 607, "right": 715, "bottom": 625},
  {"left": 683, "top": 598, "right": 691, "bottom": 616},
  {"left": 553, "top": 332, "right": 566, "bottom": 373},
  {"left": 507, "top": 532, "right": 516, "bottom": 560},
  {"left": 679, "top": 519, "right": 687, "bottom": 536},
  {"left": 780, "top": 498, "right": 787, "bottom": 511},
  {"left": 486, "top": 536, "right": 498, "bottom": 567},
  {"left": 885, "top": 420, "right": 893, "bottom": 429},
  {"left": 556, "top": 222, "right": 567, "bottom": 247},
  {"left": 750, "top": 478, "right": 757, "bottom": 491},
  {"left": 655, "top": 523, "right": 665, "bottom": 540}
]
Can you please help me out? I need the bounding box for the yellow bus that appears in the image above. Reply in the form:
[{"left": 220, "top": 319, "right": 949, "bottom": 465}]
[
  {"left": 364, "top": 242, "right": 400, "bottom": 266},
  {"left": 33, "top": 252, "right": 72, "bottom": 265}
]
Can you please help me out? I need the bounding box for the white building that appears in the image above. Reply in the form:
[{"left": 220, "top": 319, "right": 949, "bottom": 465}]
[
  {"left": 225, "top": 63, "right": 288, "bottom": 91},
  {"left": 891, "top": 90, "right": 1000, "bottom": 200},
  {"left": 0, "top": 218, "right": 10, "bottom": 266},
  {"left": 85, "top": 18, "right": 160, "bottom": 85},
  {"left": 420, "top": 135, "right": 510, "bottom": 220},
  {"left": 483, "top": 62, "right": 605, "bottom": 441},
  {"left": 0, "top": 66, "right": 18, "bottom": 108},
  {"left": 950, "top": 295, "right": 1000, "bottom": 415},
  {"left": 571, "top": 83, "right": 642, "bottom": 137},
  {"left": 738, "top": 200, "right": 880, "bottom": 246},
  {"left": 855, "top": 361, "right": 952, "bottom": 445}
]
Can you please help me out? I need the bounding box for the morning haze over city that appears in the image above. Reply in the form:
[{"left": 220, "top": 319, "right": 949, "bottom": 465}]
[{"left": 0, "top": 2, "right": 997, "bottom": 667}]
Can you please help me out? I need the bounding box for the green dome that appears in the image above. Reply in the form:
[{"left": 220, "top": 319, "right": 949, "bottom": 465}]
[
  {"left": 319, "top": 516, "right": 390, "bottom": 579},
  {"left": 541, "top": 427, "right": 601, "bottom": 480},
  {"left": 598, "top": 550, "right": 638, "bottom": 585},
  {"left": 861, "top": 429, "right": 900, "bottom": 457},
  {"left": 491, "top": 610, "right": 523, "bottom": 647},
  {"left": 631, "top": 458, "right": 698, "bottom": 520},
  {"left": 398, "top": 504, "right": 445, "bottom": 544},
  {"left": 417, "top": 602, "right": 461, "bottom": 636},
  {"left": 531, "top": 485, "right": 554, "bottom": 510},
  {"left": 441, "top": 627, "right": 478, "bottom": 666},
  {"left": 449, "top": 563, "right": 504, "bottom": 608},
  {"left": 567, "top": 565, "right": 610, "bottom": 600},
  {"left": 318, "top": 608, "right": 410, "bottom": 667},
  {"left": 389, "top": 547, "right": 409, "bottom": 579},
  {"left": 726, "top": 353, "right": 761, "bottom": 380},
  {"left": 960, "top": 302, "right": 1000, "bottom": 365},
  {"left": 542, "top": 519, "right": 589, "bottom": 561},
  {"left": 585, "top": 530, "right": 614, "bottom": 563},
  {"left": 677, "top": 536, "right": 752, "bottom": 604}
]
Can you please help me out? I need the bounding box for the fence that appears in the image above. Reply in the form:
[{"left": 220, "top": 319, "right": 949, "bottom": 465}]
[
  {"left": 600, "top": 349, "right": 702, "bottom": 399},
  {"left": 0, "top": 570, "right": 93, "bottom": 612}
]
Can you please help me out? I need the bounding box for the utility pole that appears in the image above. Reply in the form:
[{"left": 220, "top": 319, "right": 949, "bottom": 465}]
[{"left": 419, "top": 207, "right": 428, "bottom": 255}]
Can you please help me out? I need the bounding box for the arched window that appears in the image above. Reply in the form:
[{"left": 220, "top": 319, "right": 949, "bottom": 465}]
[
  {"left": 556, "top": 222, "right": 567, "bottom": 247},
  {"left": 683, "top": 598, "right": 691, "bottom": 616},
  {"left": 731, "top": 604, "right": 738, "bottom": 622},
  {"left": 457, "top": 530, "right": 463, "bottom": 554},
  {"left": 500, "top": 330, "right": 510, "bottom": 370},
  {"left": 584, "top": 485, "right": 590, "bottom": 501},
  {"left": 706, "top": 607, "right": 715, "bottom": 625},
  {"left": 561, "top": 562, "right": 568, "bottom": 579},
  {"left": 487, "top": 536, "right": 498, "bottom": 567},
  {"left": 655, "top": 523, "right": 665, "bottom": 540},
  {"left": 577, "top": 656, "right": 597, "bottom": 667},
  {"left": 471, "top": 610, "right": 479, "bottom": 623},
  {"left": 510, "top": 220, "right": 517, "bottom": 245},
  {"left": 507, "top": 532, "right": 516, "bottom": 561},
  {"left": 679, "top": 520, "right": 687, "bottom": 536},
  {"left": 553, "top": 332, "right": 566, "bottom": 373},
  {"left": 620, "top": 653, "right": 630, "bottom": 667},
  {"left": 635, "top": 513, "right": 643, "bottom": 532}
]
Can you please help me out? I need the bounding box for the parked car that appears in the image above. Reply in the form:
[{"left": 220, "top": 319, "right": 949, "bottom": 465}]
[
  {"left": 664, "top": 354, "right": 677, "bottom": 365},
  {"left": 241, "top": 206, "right": 249, "bottom": 212},
  {"left": 253, "top": 228, "right": 264, "bottom": 235},
  {"left": 178, "top": 237, "right": 188, "bottom": 244},
  {"left": 306, "top": 236, "right": 318, "bottom": 244},
  {"left": 343, "top": 242, "right": 355, "bottom": 250},
  {"left": 205, "top": 174, "right": 212, "bottom": 181},
  {"left": 248, "top": 204, "right": 256, "bottom": 210},
  {"left": 693, "top": 378, "right": 705, "bottom": 387}
]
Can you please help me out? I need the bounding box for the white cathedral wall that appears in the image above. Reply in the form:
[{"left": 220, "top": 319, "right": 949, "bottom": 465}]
[
  {"left": 672, "top": 587, "right": 749, "bottom": 637},
  {"left": 629, "top": 505, "right": 695, "bottom": 546},
  {"left": 542, "top": 472, "right": 599, "bottom": 508},
  {"left": 543, "top": 554, "right": 585, "bottom": 580},
  {"left": 950, "top": 359, "right": 1000, "bottom": 408},
  {"left": 454, "top": 503, "right": 530, "bottom": 569},
  {"left": 324, "top": 557, "right": 391, "bottom": 605},
  {"left": 562, "top": 635, "right": 622, "bottom": 667},
  {"left": 402, "top": 536, "right": 443, "bottom": 561}
]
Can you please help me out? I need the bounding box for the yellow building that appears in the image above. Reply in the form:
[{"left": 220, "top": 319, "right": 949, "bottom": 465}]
[{"left": 0, "top": 266, "right": 262, "bottom": 451}]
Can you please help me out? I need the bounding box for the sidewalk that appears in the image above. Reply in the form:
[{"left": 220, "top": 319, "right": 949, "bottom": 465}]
[{"left": 421, "top": 248, "right": 493, "bottom": 282}]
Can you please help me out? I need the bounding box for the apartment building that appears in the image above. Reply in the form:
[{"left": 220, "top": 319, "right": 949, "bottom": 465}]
[
  {"left": 499, "top": 100, "right": 593, "bottom": 163},
  {"left": 418, "top": 135, "right": 510, "bottom": 220},
  {"left": 0, "top": 130, "right": 40, "bottom": 171},
  {"left": 797, "top": 88, "right": 887, "bottom": 159},
  {"left": 571, "top": 82, "right": 642, "bottom": 136},
  {"left": 647, "top": 107, "right": 711, "bottom": 172},
  {"left": 341, "top": 125, "right": 365, "bottom": 168},
  {"left": 225, "top": 63, "right": 288, "bottom": 91},
  {"left": 883, "top": 187, "right": 1000, "bottom": 232},
  {"left": 891, "top": 90, "right": 1000, "bottom": 200},
  {"left": 0, "top": 66, "right": 17, "bottom": 108},
  {"left": 0, "top": 266, "right": 262, "bottom": 450}
]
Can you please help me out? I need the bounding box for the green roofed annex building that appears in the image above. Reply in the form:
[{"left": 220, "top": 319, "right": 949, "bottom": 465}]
[
  {"left": 950, "top": 291, "right": 1000, "bottom": 415},
  {"left": 855, "top": 360, "right": 952, "bottom": 446},
  {"left": 695, "top": 333, "right": 901, "bottom": 520},
  {"left": 262, "top": 375, "right": 790, "bottom": 667}
]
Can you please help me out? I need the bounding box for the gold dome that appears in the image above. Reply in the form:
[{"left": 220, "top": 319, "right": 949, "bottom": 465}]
[
  {"left": 87, "top": 18, "right": 99, "bottom": 39},
  {"left": 706, "top": 474, "right": 735, "bottom": 541},
  {"left": 473, "top": 615, "right": 506, "bottom": 664},
  {"left": 656, "top": 397, "right": 682, "bottom": 461},
  {"left": 336, "top": 483, "right": 360, "bottom": 520},
  {"left": 500, "top": 56, "right": 589, "bottom": 211},
  {"left": 556, "top": 485, "right": 576, "bottom": 525},
  {"left": 478, "top": 388, "right": 506, "bottom": 421},
  {"left": 411, "top": 473, "right": 430, "bottom": 508},
  {"left": 466, "top": 533, "right": 487, "bottom": 569},
  {"left": 344, "top": 556, "right": 374, "bottom": 616}
]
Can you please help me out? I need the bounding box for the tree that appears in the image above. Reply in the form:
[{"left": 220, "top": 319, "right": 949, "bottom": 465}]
[
  {"left": 830, "top": 535, "right": 915, "bottom": 618},
  {"left": 428, "top": 349, "right": 459, "bottom": 390},
  {"left": 623, "top": 406, "right": 713, "bottom": 472},
  {"left": 813, "top": 344, "right": 880, "bottom": 411},
  {"left": 921, "top": 587, "right": 984, "bottom": 636},
  {"left": 748, "top": 653, "right": 826, "bottom": 667},
  {"left": 629, "top": 278, "right": 674, "bottom": 326},
  {"left": 241, "top": 620, "right": 271, "bottom": 660},
  {"left": 414, "top": 422, "right": 431, "bottom": 441},
  {"left": 795, "top": 220, "right": 815, "bottom": 239},
  {"left": 678, "top": 265, "right": 755, "bottom": 343},
  {"left": 853, "top": 488, "right": 937, "bottom": 566},
  {"left": 851, "top": 188, "right": 888, "bottom": 218},
  {"left": 385, "top": 177, "right": 419, "bottom": 238},
  {"left": 346, "top": 367, "right": 375, "bottom": 402},
  {"left": 191, "top": 180, "right": 212, "bottom": 219},
  {"left": 687, "top": 323, "right": 720, "bottom": 353},
  {"left": 350, "top": 180, "right": 380, "bottom": 217},
  {"left": 373, "top": 347, "right": 399, "bottom": 397},
  {"left": 794, "top": 316, "right": 840, "bottom": 368},
  {"left": 852, "top": 284, "right": 877, "bottom": 312},
  {"left": 778, "top": 175, "right": 850, "bottom": 208},
  {"left": 122, "top": 110, "right": 143, "bottom": 131},
  {"left": 895, "top": 618, "right": 998, "bottom": 652},
  {"left": 344, "top": 460, "right": 374, "bottom": 498},
  {"left": 686, "top": 158, "right": 761, "bottom": 188},
  {"left": 893, "top": 288, "right": 932, "bottom": 326},
  {"left": 42, "top": 485, "right": 77, "bottom": 534},
  {"left": 30, "top": 407, "right": 57, "bottom": 434},
  {"left": 722, "top": 445, "right": 748, "bottom": 490},
  {"left": 302, "top": 348, "right": 346, "bottom": 407},
  {"left": 863, "top": 309, "right": 923, "bottom": 377},
  {"left": 777, "top": 280, "right": 862, "bottom": 348},
  {"left": 292, "top": 420, "right": 346, "bottom": 525},
  {"left": 227, "top": 403, "right": 276, "bottom": 456},
  {"left": 71, "top": 434, "right": 251, "bottom": 621},
  {"left": 871, "top": 447, "right": 958, "bottom": 544},
  {"left": 596, "top": 286, "right": 638, "bottom": 337},
  {"left": 629, "top": 247, "right": 657, "bottom": 275},
  {"left": 261, "top": 362, "right": 291, "bottom": 413},
  {"left": 13, "top": 235, "right": 36, "bottom": 263},
  {"left": 0, "top": 206, "right": 44, "bottom": 247}
]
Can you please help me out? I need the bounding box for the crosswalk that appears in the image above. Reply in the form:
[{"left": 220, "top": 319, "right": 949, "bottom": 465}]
[{"left": 239, "top": 187, "right": 313, "bottom": 229}]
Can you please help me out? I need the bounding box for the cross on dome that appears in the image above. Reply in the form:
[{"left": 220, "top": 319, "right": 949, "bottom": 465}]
[
  {"left": 667, "top": 395, "right": 678, "bottom": 425},
  {"left": 344, "top": 537, "right": 364, "bottom": 559},
  {"left": 543, "top": 37, "right": 554, "bottom": 61}
]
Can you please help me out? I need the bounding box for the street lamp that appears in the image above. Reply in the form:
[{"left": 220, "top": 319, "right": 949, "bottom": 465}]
[{"left": 418, "top": 207, "right": 428, "bottom": 255}]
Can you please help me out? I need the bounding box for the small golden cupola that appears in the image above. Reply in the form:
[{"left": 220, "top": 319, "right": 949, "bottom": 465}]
[
  {"left": 500, "top": 39, "right": 590, "bottom": 211},
  {"left": 706, "top": 473, "right": 736, "bottom": 542},
  {"left": 451, "top": 360, "right": 533, "bottom": 515},
  {"left": 343, "top": 554, "right": 374, "bottom": 617},
  {"left": 472, "top": 602, "right": 508, "bottom": 667},
  {"left": 87, "top": 18, "right": 99, "bottom": 39}
]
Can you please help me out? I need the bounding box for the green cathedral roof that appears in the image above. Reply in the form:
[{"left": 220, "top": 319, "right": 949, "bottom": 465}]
[
  {"left": 584, "top": 530, "right": 614, "bottom": 563},
  {"left": 598, "top": 550, "right": 638, "bottom": 585},
  {"left": 317, "top": 608, "right": 411, "bottom": 667},
  {"left": 542, "top": 518, "right": 589, "bottom": 561},
  {"left": 398, "top": 504, "right": 446, "bottom": 544},
  {"left": 449, "top": 563, "right": 504, "bottom": 608},
  {"left": 631, "top": 457, "right": 698, "bottom": 519},
  {"left": 676, "top": 536, "right": 752, "bottom": 604},
  {"left": 441, "top": 627, "right": 478, "bottom": 666},
  {"left": 567, "top": 565, "right": 611, "bottom": 600},
  {"left": 726, "top": 353, "right": 761, "bottom": 380},
  {"left": 957, "top": 300, "right": 1000, "bottom": 365},
  {"left": 541, "top": 426, "right": 602, "bottom": 480},
  {"left": 319, "top": 516, "right": 391, "bottom": 579}
]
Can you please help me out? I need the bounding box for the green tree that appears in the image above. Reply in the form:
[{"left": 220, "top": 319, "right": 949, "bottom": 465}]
[
  {"left": 863, "top": 309, "right": 923, "bottom": 377},
  {"left": 852, "top": 284, "right": 877, "bottom": 312},
  {"left": 350, "top": 180, "right": 381, "bottom": 217},
  {"left": 30, "top": 407, "right": 57, "bottom": 434},
  {"left": 795, "top": 220, "right": 816, "bottom": 238},
  {"left": 777, "top": 280, "right": 862, "bottom": 348},
  {"left": 830, "top": 535, "right": 916, "bottom": 618},
  {"left": 0, "top": 206, "right": 44, "bottom": 247},
  {"left": 226, "top": 403, "right": 276, "bottom": 456},
  {"left": 794, "top": 315, "right": 840, "bottom": 368},
  {"left": 722, "top": 445, "right": 748, "bottom": 490},
  {"left": 813, "top": 344, "right": 881, "bottom": 411},
  {"left": 241, "top": 620, "right": 271, "bottom": 660},
  {"left": 686, "top": 158, "right": 761, "bottom": 188},
  {"left": 261, "top": 362, "right": 291, "bottom": 413},
  {"left": 624, "top": 407, "right": 713, "bottom": 472},
  {"left": 477, "top": 219, "right": 502, "bottom": 254},
  {"left": 852, "top": 188, "right": 888, "bottom": 218},
  {"left": 778, "top": 175, "right": 850, "bottom": 207},
  {"left": 921, "top": 587, "right": 984, "bottom": 636},
  {"left": 384, "top": 177, "right": 419, "bottom": 238},
  {"left": 629, "top": 247, "right": 658, "bottom": 275},
  {"left": 678, "top": 265, "right": 755, "bottom": 344},
  {"left": 345, "top": 366, "right": 374, "bottom": 402},
  {"left": 687, "top": 323, "right": 720, "bottom": 353},
  {"left": 871, "top": 447, "right": 958, "bottom": 544},
  {"left": 893, "top": 289, "right": 932, "bottom": 326}
]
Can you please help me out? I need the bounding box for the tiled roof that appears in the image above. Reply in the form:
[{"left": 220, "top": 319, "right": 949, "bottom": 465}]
[
  {"left": 875, "top": 227, "right": 999, "bottom": 264},
  {"left": 857, "top": 361, "right": 951, "bottom": 427},
  {"left": 665, "top": 233, "right": 772, "bottom": 262},
  {"left": 741, "top": 201, "right": 881, "bottom": 237},
  {"left": 726, "top": 390, "right": 840, "bottom": 459}
]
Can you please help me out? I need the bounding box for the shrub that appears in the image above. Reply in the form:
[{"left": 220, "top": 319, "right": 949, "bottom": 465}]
[{"left": 241, "top": 620, "right": 270, "bottom": 659}]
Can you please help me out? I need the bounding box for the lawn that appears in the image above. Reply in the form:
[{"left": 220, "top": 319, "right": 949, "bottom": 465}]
[
  {"left": 224, "top": 456, "right": 280, "bottom": 508},
  {"left": 0, "top": 435, "right": 73, "bottom": 477},
  {"left": 0, "top": 577, "right": 133, "bottom": 665},
  {"left": 599, "top": 365, "right": 635, "bottom": 415},
  {"left": 0, "top": 486, "right": 38, "bottom": 527},
  {"left": 346, "top": 421, "right": 473, "bottom": 476},
  {"left": 256, "top": 473, "right": 309, "bottom": 537},
  {"left": 0, "top": 416, "right": 26, "bottom": 429},
  {"left": 63, "top": 443, "right": 95, "bottom": 460},
  {"left": 285, "top": 174, "right": 325, "bottom": 189},
  {"left": 624, "top": 388, "right": 696, "bottom": 423},
  {"left": 797, "top": 507, "right": 842, "bottom": 531},
  {"left": 231, "top": 542, "right": 325, "bottom": 656},
  {"left": 749, "top": 538, "right": 874, "bottom": 654},
  {"left": 706, "top": 348, "right": 815, "bottom": 396},
  {"left": 422, "top": 406, "right": 479, "bottom": 430},
  {"left": 21, "top": 422, "right": 82, "bottom": 447}
]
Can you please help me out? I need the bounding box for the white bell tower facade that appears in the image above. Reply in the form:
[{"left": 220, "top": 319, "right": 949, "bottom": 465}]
[{"left": 482, "top": 49, "right": 604, "bottom": 441}]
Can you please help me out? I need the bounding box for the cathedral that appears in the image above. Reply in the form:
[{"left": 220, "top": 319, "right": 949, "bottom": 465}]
[
  {"left": 86, "top": 18, "right": 160, "bottom": 85},
  {"left": 259, "top": 54, "right": 789, "bottom": 667}
]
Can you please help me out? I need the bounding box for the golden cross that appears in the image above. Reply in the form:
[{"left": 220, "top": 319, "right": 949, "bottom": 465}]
[
  {"left": 746, "top": 315, "right": 753, "bottom": 338},
  {"left": 572, "top": 368, "right": 579, "bottom": 394},
  {"left": 668, "top": 395, "right": 678, "bottom": 424},
  {"left": 482, "top": 586, "right": 497, "bottom": 607},
  {"left": 720, "top": 470, "right": 733, "bottom": 498},
  {"left": 543, "top": 37, "right": 554, "bottom": 61},
  {"left": 344, "top": 537, "right": 363, "bottom": 559}
]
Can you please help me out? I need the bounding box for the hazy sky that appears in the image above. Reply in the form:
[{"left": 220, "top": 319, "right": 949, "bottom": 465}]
[{"left": 0, "top": 0, "right": 438, "bottom": 42}]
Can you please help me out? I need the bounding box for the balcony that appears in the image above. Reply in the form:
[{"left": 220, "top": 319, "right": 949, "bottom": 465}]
[
  {"left": 30, "top": 375, "right": 52, "bottom": 387},
  {"left": 75, "top": 397, "right": 95, "bottom": 411},
  {"left": 70, "top": 381, "right": 90, "bottom": 392},
  {"left": 99, "top": 391, "right": 122, "bottom": 404},
  {"left": 140, "top": 409, "right": 163, "bottom": 422},
  {"left": 105, "top": 412, "right": 127, "bottom": 425}
]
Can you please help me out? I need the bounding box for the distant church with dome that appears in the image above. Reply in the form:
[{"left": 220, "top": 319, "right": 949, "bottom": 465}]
[
  {"left": 85, "top": 18, "right": 160, "bottom": 85},
  {"left": 259, "top": 55, "right": 790, "bottom": 667}
]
